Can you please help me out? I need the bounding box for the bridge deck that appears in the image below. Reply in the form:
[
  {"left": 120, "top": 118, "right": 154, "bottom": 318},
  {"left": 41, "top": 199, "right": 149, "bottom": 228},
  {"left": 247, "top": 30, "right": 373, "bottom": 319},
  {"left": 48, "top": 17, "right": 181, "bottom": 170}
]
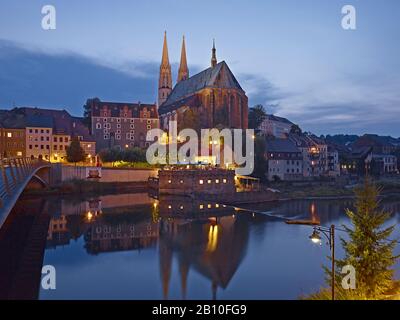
[{"left": 0, "top": 158, "right": 50, "bottom": 230}]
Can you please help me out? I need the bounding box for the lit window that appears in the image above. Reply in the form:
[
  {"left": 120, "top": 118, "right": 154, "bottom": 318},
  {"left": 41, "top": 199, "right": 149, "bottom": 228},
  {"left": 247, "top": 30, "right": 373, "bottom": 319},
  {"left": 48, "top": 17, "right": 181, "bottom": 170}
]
[
  {"left": 168, "top": 205, "right": 172, "bottom": 209},
  {"left": 207, "top": 204, "right": 212, "bottom": 209},
  {"left": 208, "top": 180, "right": 212, "bottom": 184},
  {"left": 7, "top": 132, "right": 12, "bottom": 138},
  {"left": 180, "top": 205, "right": 184, "bottom": 210},
  {"left": 17, "top": 151, "right": 22, "bottom": 156},
  {"left": 199, "top": 204, "right": 204, "bottom": 209},
  {"left": 223, "top": 179, "right": 227, "bottom": 183},
  {"left": 180, "top": 180, "right": 184, "bottom": 184},
  {"left": 215, "top": 179, "right": 220, "bottom": 184},
  {"left": 215, "top": 204, "right": 219, "bottom": 208},
  {"left": 199, "top": 179, "right": 204, "bottom": 184},
  {"left": 168, "top": 180, "right": 172, "bottom": 184}
]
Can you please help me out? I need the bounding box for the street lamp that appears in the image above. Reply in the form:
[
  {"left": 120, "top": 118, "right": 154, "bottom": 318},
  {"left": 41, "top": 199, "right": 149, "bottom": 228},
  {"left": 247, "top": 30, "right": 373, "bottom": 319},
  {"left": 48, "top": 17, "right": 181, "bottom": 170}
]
[
  {"left": 309, "top": 224, "right": 336, "bottom": 301},
  {"left": 287, "top": 219, "right": 341, "bottom": 300}
]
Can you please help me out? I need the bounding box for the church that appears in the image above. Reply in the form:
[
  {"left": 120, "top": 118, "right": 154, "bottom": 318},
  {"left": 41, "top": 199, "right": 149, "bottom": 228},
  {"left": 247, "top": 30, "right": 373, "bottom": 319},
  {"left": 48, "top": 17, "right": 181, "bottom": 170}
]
[{"left": 157, "top": 32, "right": 248, "bottom": 132}]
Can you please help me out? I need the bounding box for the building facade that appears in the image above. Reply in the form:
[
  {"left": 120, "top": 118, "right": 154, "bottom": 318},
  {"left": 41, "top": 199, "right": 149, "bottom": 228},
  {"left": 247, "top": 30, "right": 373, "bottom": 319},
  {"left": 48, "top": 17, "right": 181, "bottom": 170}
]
[
  {"left": 25, "top": 115, "right": 53, "bottom": 160},
  {"left": 265, "top": 138, "right": 303, "bottom": 181},
  {"left": 0, "top": 112, "right": 27, "bottom": 158},
  {"left": 259, "top": 114, "right": 293, "bottom": 138},
  {"left": 88, "top": 99, "right": 159, "bottom": 152},
  {"left": 158, "top": 34, "right": 249, "bottom": 132}
]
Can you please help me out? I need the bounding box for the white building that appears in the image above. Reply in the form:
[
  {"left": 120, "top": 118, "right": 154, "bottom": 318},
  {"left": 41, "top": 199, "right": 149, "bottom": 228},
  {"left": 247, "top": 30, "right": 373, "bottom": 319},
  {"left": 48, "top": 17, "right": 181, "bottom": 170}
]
[{"left": 259, "top": 115, "right": 294, "bottom": 138}]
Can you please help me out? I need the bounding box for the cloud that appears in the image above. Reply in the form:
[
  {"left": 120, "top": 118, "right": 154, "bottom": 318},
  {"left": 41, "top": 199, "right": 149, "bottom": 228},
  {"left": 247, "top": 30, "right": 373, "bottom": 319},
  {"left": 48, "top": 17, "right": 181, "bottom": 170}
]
[{"left": 0, "top": 39, "right": 158, "bottom": 115}]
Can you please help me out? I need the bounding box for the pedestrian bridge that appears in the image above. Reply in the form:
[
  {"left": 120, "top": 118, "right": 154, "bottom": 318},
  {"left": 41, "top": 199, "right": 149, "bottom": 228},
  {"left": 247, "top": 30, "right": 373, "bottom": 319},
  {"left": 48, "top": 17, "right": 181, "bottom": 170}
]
[{"left": 0, "top": 157, "right": 51, "bottom": 229}]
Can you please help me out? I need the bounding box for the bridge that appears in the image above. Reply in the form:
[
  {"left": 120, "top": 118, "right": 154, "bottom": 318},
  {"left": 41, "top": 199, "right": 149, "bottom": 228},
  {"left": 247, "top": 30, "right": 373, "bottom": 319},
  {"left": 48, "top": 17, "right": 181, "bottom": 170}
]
[{"left": 0, "top": 157, "right": 51, "bottom": 230}]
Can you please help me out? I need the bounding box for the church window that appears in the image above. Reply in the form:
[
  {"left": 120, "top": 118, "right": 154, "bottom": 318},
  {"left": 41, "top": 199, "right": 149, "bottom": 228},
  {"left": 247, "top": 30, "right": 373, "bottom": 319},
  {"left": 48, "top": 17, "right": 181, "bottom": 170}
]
[
  {"left": 116, "top": 135, "right": 121, "bottom": 140},
  {"left": 96, "top": 123, "right": 101, "bottom": 129}
]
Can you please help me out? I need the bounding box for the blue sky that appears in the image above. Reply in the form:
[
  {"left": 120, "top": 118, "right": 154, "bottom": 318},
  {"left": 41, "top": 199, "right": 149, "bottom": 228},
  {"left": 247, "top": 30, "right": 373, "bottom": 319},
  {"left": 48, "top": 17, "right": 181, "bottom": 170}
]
[{"left": 0, "top": 0, "right": 399, "bottom": 136}]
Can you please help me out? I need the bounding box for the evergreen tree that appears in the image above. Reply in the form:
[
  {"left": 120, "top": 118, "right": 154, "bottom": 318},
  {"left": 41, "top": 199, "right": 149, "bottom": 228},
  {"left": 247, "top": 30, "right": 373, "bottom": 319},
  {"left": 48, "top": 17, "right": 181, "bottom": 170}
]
[{"left": 321, "top": 178, "right": 398, "bottom": 299}]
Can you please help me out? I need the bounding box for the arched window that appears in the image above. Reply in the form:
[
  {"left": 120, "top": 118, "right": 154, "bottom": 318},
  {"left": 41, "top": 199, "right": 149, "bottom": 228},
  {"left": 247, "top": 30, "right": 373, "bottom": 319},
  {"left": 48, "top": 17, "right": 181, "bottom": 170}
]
[{"left": 96, "top": 123, "right": 101, "bottom": 129}]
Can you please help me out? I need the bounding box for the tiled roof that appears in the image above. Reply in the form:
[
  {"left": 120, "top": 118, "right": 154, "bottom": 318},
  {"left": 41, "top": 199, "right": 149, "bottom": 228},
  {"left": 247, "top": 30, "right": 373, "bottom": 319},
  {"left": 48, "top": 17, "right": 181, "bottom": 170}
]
[
  {"left": 158, "top": 95, "right": 200, "bottom": 114},
  {"left": 26, "top": 114, "right": 53, "bottom": 128},
  {"left": 266, "top": 138, "right": 301, "bottom": 153},
  {"left": 265, "top": 114, "right": 293, "bottom": 125},
  {"left": 160, "top": 61, "right": 243, "bottom": 113},
  {"left": 89, "top": 99, "right": 158, "bottom": 118}
]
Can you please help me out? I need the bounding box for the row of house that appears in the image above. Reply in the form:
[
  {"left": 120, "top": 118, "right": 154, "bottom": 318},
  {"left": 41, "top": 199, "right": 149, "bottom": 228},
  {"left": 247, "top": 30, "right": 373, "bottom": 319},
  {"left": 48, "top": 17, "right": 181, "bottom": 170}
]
[
  {"left": 0, "top": 108, "right": 96, "bottom": 162},
  {"left": 260, "top": 115, "right": 398, "bottom": 181},
  {"left": 265, "top": 134, "right": 340, "bottom": 181}
]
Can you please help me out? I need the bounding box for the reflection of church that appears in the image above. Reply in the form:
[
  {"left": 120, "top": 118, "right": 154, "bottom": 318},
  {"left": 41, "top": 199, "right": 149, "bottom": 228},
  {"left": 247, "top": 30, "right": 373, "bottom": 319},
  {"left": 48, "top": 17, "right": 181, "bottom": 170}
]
[
  {"left": 157, "top": 33, "right": 249, "bottom": 132},
  {"left": 158, "top": 213, "right": 249, "bottom": 299}
]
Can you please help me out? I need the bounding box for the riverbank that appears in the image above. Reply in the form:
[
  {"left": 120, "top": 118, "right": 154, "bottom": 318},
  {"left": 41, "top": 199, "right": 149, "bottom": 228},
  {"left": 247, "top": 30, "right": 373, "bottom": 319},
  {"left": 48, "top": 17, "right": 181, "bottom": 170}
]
[{"left": 270, "top": 178, "right": 400, "bottom": 200}]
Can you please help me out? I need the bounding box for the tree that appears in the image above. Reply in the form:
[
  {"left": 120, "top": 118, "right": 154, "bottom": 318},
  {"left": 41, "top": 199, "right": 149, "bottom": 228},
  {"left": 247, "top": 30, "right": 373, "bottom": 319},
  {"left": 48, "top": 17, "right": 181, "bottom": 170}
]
[
  {"left": 314, "top": 178, "right": 399, "bottom": 300},
  {"left": 83, "top": 98, "right": 99, "bottom": 131},
  {"left": 252, "top": 136, "right": 268, "bottom": 182},
  {"left": 66, "top": 138, "right": 86, "bottom": 165},
  {"left": 248, "top": 104, "right": 267, "bottom": 130},
  {"left": 290, "top": 124, "right": 302, "bottom": 135}
]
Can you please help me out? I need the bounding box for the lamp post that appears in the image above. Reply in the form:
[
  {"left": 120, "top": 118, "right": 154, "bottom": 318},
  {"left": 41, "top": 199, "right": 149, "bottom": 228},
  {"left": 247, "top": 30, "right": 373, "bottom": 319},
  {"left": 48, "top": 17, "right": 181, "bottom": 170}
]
[{"left": 309, "top": 224, "right": 335, "bottom": 300}]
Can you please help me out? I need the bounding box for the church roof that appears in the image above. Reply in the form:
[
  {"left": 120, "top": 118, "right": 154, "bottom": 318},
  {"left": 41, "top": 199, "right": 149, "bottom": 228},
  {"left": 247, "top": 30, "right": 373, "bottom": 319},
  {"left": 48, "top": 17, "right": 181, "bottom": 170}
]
[{"left": 159, "top": 61, "right": 243, "bottom": 113}]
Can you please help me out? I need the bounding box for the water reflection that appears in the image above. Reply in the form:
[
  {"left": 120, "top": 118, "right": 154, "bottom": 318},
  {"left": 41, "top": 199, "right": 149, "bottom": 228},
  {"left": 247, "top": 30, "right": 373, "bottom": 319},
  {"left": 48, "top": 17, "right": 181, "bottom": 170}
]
[{"left": 0, "top": 193, "right": 399, "bottom": 300}]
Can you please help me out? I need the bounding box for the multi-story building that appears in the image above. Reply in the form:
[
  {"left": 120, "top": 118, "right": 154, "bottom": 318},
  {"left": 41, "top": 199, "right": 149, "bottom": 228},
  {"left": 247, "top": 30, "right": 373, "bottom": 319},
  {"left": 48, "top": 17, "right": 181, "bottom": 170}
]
[
  {"left": 5, "top": 107, "right": 96, "bottom": 162},
  {"left": 327, "top": 145, "right": 340, "bottom": 177},
  {"left": 372, "top": 154, "right": 398, "bottom": 175},
  {"left": 259, "top": 114, "right": 294, "bottom": 138},
  {"left": 25, "top": 115, "right": 53, "bottom": 160},
  {"left": 265, "top": 138, "right": 303, "bottom": 181},
  {"left": 87, "top": 98, "right": 159, "bottom": 152},
  {"left": 0, "top": 112, "right": 26, "bottom": 158},
  {"left": 289, "top": 134, "right": 329, "bottom": 177}
]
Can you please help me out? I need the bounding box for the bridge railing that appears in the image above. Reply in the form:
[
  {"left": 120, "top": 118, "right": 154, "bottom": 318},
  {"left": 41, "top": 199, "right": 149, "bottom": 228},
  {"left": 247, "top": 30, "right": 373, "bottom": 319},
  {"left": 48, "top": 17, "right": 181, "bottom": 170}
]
[{"left": 0, "top": 157, "right": 49, "bottom": 208}]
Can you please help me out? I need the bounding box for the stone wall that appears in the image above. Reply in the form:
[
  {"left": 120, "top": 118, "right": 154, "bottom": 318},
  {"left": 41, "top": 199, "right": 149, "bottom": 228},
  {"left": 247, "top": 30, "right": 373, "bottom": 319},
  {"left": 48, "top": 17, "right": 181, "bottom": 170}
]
[{"left": 60, "top": 165, "right": 158, "bottom": 183}]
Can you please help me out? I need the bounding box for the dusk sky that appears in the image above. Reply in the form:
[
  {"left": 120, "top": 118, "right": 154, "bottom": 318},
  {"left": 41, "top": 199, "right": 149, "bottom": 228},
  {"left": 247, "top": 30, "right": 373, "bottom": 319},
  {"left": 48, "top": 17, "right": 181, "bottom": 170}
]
[{"left": 0, "top": 0, "right": 399, "bottom": 136}]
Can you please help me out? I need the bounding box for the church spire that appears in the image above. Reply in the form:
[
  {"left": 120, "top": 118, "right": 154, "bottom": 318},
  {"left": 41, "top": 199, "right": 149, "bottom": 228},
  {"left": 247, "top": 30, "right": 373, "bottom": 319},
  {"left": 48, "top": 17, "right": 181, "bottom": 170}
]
[
  {"left": 211, "top": 39, "right": 217, "bottom": 68},
  {"left": 177, "top": 35, "right": 189, "bottom": 82},
  {"left": 158, "top": 31, "right": 172, "bottom": 107}
]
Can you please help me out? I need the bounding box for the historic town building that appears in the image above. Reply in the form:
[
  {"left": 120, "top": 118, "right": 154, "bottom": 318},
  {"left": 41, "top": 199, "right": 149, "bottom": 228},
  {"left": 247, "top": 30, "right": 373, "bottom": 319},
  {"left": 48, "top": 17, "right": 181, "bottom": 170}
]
[
  {"left": 158, "top": 34, "right": 249, "bottom": 132},
  {"left": 88, "top": 98, "right": 159, "bottom": 152}
]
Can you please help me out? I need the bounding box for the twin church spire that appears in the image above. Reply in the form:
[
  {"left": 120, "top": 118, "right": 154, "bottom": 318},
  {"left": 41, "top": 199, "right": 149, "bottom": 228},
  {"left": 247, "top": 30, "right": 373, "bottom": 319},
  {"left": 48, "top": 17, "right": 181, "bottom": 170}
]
[{"left": 158, "top": 32, "right": 217, "bottom": 107}]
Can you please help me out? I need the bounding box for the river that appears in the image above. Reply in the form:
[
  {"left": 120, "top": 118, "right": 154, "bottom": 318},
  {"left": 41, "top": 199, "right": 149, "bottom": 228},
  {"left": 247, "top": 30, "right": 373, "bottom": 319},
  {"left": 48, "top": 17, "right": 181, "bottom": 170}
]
[{"left": 0, "top": 193, "right": 399, "bottom": 300}]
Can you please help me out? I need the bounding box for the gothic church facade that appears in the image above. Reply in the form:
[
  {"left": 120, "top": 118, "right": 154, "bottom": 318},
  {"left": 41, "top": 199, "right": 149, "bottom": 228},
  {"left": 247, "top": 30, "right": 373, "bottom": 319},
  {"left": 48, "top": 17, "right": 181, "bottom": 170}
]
[{"left": 157, "top": 33, "right": 248, "bottom": 132}]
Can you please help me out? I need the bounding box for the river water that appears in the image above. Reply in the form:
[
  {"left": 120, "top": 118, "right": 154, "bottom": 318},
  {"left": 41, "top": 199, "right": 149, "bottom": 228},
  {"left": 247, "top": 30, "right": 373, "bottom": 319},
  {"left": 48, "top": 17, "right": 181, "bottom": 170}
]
[{"left": 1, "top": 193, "right": 399, "bottom": 300}]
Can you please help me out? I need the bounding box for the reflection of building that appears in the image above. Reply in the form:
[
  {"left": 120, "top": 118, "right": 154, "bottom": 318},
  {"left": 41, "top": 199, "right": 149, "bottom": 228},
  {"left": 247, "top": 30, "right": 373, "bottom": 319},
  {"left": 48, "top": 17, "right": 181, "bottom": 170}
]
[
  {"left": 47, "top": 215, "right": 71, "bottom": 248},
  {"left": 158, "top": 211, "right": 249, "bottom": 300},
  {"left": 85, "top": 218, "right": 159, "bottom": 254}
]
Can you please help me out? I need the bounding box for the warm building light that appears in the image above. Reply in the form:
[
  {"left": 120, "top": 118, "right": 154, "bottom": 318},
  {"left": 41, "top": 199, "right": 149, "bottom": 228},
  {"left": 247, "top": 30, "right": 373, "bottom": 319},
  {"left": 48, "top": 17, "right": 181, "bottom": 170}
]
[
  {"left": 208, "top": 204, "right": 212, "bottom": 209},
  {"left": 168, "top": 205, "right": 172, "bottom": 209},
  {"left": 223, "top": 179, "right": 227, "bottom": 183},
  {"left": 7, "top": 132, "right": 12, "bottom": 138},
  {"left": 88, "top": 144, "right": 91, "bottom": 148},
  {"left": 168, "top": 180, "right": 172, "bottom": 184},
  {"left": 87, "top": 211, "right": 93, "bottom": 221},
  {"left": 199, "top": 179, "right": 204, "bottom": 184},
  {"left": 215, "top": 204, "right": 219, "bottom": 208},
  {"left": 125, "top": 144, "right": 129, "bottom": 148},
  {"left": 180, "top": 205, "right": 184, "bottom": 210},
  {"left": 207, "top": 179, "right": 212, "bottom": 184},
  {"left": 17, "top": 151, "right": 22, "bottom": 156},
  {"left": 199, "top": 204, "right": 204, "bottom": 209},
  {"left": 215, "top": 179, "right": 220, "bottom": 184}
]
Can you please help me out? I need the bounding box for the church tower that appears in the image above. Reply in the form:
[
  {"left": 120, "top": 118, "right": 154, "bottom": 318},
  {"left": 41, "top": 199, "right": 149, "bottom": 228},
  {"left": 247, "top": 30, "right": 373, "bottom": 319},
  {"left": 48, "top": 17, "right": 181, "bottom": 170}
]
[
  {"left": 177, "top": 36, "right": 189, "bottom": 82},
  {"left": 211, "top": 39, "right": 217, "bottom": 68},
  {"left": 158, "top": 31, "right": 172, "bottom": 107}
]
